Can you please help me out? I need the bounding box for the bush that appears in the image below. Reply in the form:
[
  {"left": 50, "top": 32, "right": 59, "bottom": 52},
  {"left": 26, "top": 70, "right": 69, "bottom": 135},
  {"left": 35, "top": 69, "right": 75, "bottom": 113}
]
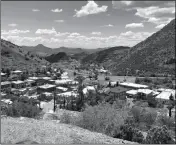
[
  {"left": 119, "top": 124, "right": 144, "bottom": 143},
  {"left": 131, "top": 106, "right": 142, "bottom": 123},
  {"left": 135, "top": 78, "right": 141, "bottom": 83},
  {"left": 60, "top": 112, "right": 72, "bottom": 124},
  {"left": 145, "top": 126, "right": 174, "bottom": 144},
  {"left": 76, "top": 102, "right": 128, "bottom": 137},
  {"left": 158, "top": 115, "right": 175, "bottom": 130}
]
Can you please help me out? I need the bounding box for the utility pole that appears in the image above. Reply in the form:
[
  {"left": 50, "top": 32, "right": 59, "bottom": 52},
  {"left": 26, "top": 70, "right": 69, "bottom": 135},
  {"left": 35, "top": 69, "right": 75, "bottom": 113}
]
[{"left": 53, "top": 89, "right": 56, "bottom": 112}]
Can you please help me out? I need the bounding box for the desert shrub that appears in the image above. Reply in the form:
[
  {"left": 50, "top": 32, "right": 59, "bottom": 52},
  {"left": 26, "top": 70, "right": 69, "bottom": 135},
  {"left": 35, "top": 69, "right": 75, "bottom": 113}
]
[
  {"left": 119, "top": 124, "right": 144, "bottom": 143},
  {"left": 140, "top": 111, "right": 157, "bottom": 129},
  {"left": 76, "top": 102, "right": 128, "bottom": 137},
  {"left": 5, "top": 101, "right": 41, "bottom": 118},
  {"left": 147, "top": 94, "right": 157, "bottom": 108},
  {"left": 158, "top": 115, "right": 175, "bottom": 130},
  {"left": 135, "top": 78, "right": 141, "bottom": 83},
  {"left": 131, "top": 106, "right": 142, "bottom": 123},
  {"left": 145, "top": 125, "right": 174, "bottom": 144},
  {"left": 157, "top": 101, "right": 164, "bottom": 108}
]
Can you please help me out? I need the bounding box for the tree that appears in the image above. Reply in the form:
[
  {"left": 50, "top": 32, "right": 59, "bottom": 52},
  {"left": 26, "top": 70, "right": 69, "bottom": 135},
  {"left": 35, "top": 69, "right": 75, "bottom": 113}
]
[
  {"left": 145, "top": 126, "right": 174, "bottom": 144},
  {"left": 147, "top": 93, "right": 157, "bottom": 108}
]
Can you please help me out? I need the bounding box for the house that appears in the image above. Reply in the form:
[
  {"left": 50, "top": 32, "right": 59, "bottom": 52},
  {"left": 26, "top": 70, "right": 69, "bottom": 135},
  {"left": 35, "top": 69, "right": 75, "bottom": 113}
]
[
  {"left": 25, "top": 79, "right": 36, "bottom": 87},
  {"left": 109, "top": 86, "right": 129, "bottom": 100},
  {"left": 1, "top": 99, "right": 12, "bottom": 105},
  {"left": 37, "top": 84, "right": 56, "bottom": 94},
  {"left": 126, "top": 90, "right": 138, "bottom": 98},
  {"left": 83, "top": 86, "right": 96, "bottom": 95},
  {"left": 119, "top": 82, "right": 149, "bottom": 89},
  {"left": 1, "top": 73, "right": 7, "bottom": 81},
  {"left": 11, "top": 70, "right": 23, "bottom": 79},
  {"left": 29, "top": 77, "right": 51, "bottom": 86},
  {"left": 11, "top": 80, "right": 26, "bottom": 89},
  {"left": 1, "top": 81, "right": 11, "bottom": 93},
  {"left": 55, "top": 79, "right": 72, "bottom": 85},
  {"left": 155, "top": 91, "right": 174, "bottom": 104}
]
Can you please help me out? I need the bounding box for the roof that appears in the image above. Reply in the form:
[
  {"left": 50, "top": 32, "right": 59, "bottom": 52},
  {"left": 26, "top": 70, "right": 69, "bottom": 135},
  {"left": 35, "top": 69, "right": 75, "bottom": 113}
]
[
  {"left": 1, "top": 72, "right": 6, "bottom": 76},
  {"left": 42, "top": 77, "right": 52, "bottom": 80},
  {"left": 25, "top": 79, "right": 35, "bottom": 83},
  {"left": 57, "top": 91, "right": 78, "bottom": 97},
  {"left": 119, "top": 82, "right": 148, "bottom": 89},
  {"left": 157, "top": 88, "right": 175, "bottom": 97},
  {"left": 57, "top": 87, "right": 68, "bottom": 91},
  {"left": 42, "top": 92, "right": 53, "bottom": 96},
  {"left": 110, "top": 86, "right": 129, "bottom": 94},
  {"left": 1, "top": 93, "right": 7, "bottom": 96},
  {"left": 39, "top": 84, "right": 56, "bottom": 89},
  {"left": 137, "top": 89, "right": 153, "bottom": 95},
  {"left": 12, "top": 80, "right": 25, "bottom": 84},
  {"left": 126, "top": 90, "right": 138, "bottom": 95},
  {"left": 1, "top": 99, "right": 12, "bottom": 104},
  {"left": 29, "top": 77, "right": 39, "bottom": 80},
  {"left": 12, "top": 70, "right": 22, "bottom": 73},
  {"left": 1, "top": 81, "right": 11, "bottom": 85},
  {"left": 55, "top": 79, "right": 72, "bottom": 84},
  {"left": 155, "top": 91, "right": 173, "bottom": 100}
]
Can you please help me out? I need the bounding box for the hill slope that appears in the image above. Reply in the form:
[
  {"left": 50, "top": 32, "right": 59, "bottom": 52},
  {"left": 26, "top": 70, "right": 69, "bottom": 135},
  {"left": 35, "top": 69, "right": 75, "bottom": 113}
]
[
  {"left": 82, "top": 46, "right": 130, "bottom": 67},
  {"left": 114, "top": 19, "right": 175, "bottom": 75},
  {"left": 45, "top": 52, "right": 70, "bottom": 63},
  {"left": 1, "top": 117, "right": 136, "bottom": 144},
  {"left": 1, "top": 39, "right": 49, "bottom": 70}
]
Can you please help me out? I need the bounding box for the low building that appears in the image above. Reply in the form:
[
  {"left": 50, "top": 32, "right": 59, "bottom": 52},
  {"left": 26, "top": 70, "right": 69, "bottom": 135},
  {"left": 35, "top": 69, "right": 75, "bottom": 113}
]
[
  {"left": 12, "top": 80, "right": 26, "bottom": 89},
  {"left": 119, "top": 82, "right": 149, "bottom": 89},
  {"left": 126, "top": 90, "right": 138, "bottom": 98},
  {"left": 37, "top": 84, "right": 56, "bottom": 94},
  {"left": 11, "top": 70, "right": 23, "bottom": 80},
  {"left": 155, "top": 91, "right": 175, "bottom": 104},
  {"left": 56, "top": 86, "right": 68, "bottom": 93},
  {"left": 1, "top": 81, "right": 11, "bottom": 93},
  {"left": 1, "top": 99, "right": 12, "bottom": 105},
  {"left": 55, "top": 79, "right": 72, "bottom": 85},
  {"left": 1, "top": 72, "right": 7, "bottom": 81},
  {"left": 109, "top": 86, "right": 129, "bottom": 100},
  {"left": 25, "top": 79, "right": 36, "bottom": 87}
]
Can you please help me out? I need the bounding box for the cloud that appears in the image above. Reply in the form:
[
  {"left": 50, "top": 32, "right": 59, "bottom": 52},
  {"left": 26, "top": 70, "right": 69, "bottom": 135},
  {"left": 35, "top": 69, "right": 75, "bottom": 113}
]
[
  {"left": 119, "top": 31, "right": 154, "bottom": 41},
  {"left": 68, "top": 33, "right": 80, "bottom": 38},
  {"left": 32, "top": 9, "right": 40, "bottom": 12},
  {"left": 121, "top": 1, "right": 133, "bottom": 6},
  {"left": 54, "top": 20, "right": 64, "bottom": 23},
  {"left": 1, "top": 29, "right": 30, "bottom": 35},
  {"left": 35, "top": 27, "right": 57, "bottom": 35},
  {"left": 91, "top": 32, "right": 101, "bottom": 35},
  {"left": 51, "top": 8, "right": 63, "bottom": 13},
  {"left": 155, "top": 24, "right": 166, "bottom": 29},
  {"left": 101, "top": 24, "right": 114, "bottom": 27},
  {"left": 125, "top": 23, "right": 144, "bottom": 28},
  {"left": 8, "top": 23, "right": 18, "bottom": 27},
  {"left": 74, "top": 0, "right": 108, "bottom": 17},
  {"left": 55, "top": 32, "right": 70, "bottom": 37}
]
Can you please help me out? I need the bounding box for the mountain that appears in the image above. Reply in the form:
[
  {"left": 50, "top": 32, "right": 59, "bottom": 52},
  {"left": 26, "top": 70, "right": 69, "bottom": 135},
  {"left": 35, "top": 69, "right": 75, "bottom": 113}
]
[
  {"left": 112, "top": 18, "right": 175, "bottom": 75},
  {"left": 81, "top": 46, "right": 130, "bottom": 67},
  {"left": 45, "top": 52, "right": 70, "bottom": 63},
  {"left": 22, "top": 44, "right": 107, "bottom": 57},
  {"left": 22, "top": 44, "right": 53, "bottom": 57},
  {"left": 1, "top": 39, "right": 49, "bottom": 71}
]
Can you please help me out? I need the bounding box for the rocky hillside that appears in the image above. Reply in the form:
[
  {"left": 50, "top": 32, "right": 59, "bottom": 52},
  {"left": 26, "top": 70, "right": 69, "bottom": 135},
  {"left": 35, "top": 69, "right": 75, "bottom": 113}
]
[
  {"left": 1, "top": 39, "right": 49, "bottom": 71},
  {"left": 112, "top": 19, "right": 175, "bottom": 75},
  {"left": 1, "top": 117, "right": 136, "bottom": 144}
]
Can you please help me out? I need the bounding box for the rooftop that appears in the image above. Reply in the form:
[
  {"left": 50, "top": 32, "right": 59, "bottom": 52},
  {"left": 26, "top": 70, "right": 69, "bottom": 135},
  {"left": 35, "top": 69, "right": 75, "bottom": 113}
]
[
  {"left": 57, "top": 91, "right": 78, "bottom": 97},
  {"left": 57, "top": 87, "right": 68, "bottom": 91},
  {"left": 1, "top": 72, "right": 6, "bottom": 76},
  {"left": 29, "top": 77, "right": 39, "bottom": 80},
  {"left": 110, "top": 86, "right": 129, "bottom": 93},
  {"left": 39, "top": 84, "right": 56, "bottom": 89},
  {"left": 119, "top": 82, "right": 148, "bottom": 89},
  {"left": 1, "top": 81, "right": 11, "bottom": 85},
  {"left": 42, "top": 77, "right": 52, "bottom": 80},
  {"left": 155, "top": 91, "right": 174, "bottom": 100},
  {"left": 12, "top": 80, "right": 25, "bottom": 84},
  {"left": 12, "top": 70, "right": 23, "bottom": 73}
]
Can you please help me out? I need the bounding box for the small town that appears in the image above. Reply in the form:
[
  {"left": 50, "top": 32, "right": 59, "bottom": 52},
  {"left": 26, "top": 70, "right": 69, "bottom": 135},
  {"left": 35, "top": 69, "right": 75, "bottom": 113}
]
[{"left": 1, "top": 0, "right": 175, "bottom": 144}]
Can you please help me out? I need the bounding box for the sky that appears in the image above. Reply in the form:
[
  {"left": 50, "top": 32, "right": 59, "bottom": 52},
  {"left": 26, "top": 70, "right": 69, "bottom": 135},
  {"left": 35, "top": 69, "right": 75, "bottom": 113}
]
[{"left": 1, "top": 0, "right": 175, "bottom": 49}]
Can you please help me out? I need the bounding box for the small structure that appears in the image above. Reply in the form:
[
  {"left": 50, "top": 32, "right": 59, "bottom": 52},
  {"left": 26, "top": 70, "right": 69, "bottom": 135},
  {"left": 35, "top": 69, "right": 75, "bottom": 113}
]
[
  {"left": 56, "top": 86, "right": 68, "bottom": 93},
  {"left": 1, "top": 99, "right": 12, "bottom": 105},
  {"left": 11, "top": 80, "right": 26, "bottom": 89},
  {"left": 38, "top": 84, "right": 56, "bottom": 94},
  {"left": 119, "top": 82, "right": 149, "bottom": 89},
  {"left": 1, "top": 72, "right": 7, "bottom": 81},
  {"left": 83, "top": 86, "right": 96, "bottom": 95},
  {"left": 25, "top": 79, "right": 36, "bottom": 87},
  {"left": 55, "top": 79, "right": 72, "bottom": 85},
  {"left": 11, "top": 70, "right": 23, "bottom": 79},
  {"left": 155, "top": 91, "right": 174, "bottom": 104},
  {"left": 1, "top": 81, "right": 11, "bottom": 93},
  {"left": 126, "top": 90, "right": 138, "bottom": 98},
  {"left": 109, "top": 86, "right": 129, "bottom": 100}
]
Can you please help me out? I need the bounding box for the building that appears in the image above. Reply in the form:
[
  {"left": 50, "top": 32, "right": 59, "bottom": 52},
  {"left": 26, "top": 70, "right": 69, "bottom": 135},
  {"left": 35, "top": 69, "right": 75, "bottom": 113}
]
[
  {"left": 155, "top": 91, "right": 174, "bottom": 104},
  {"left": 119, "top": 82, "right": 149, "bottom": 89},
  {"left": 109, "top": 86, "right": 129, "bottom": 100},
  {"left": 1, "top": 73, "right": 7, "bottom": 81},
  {"left": 11, "top": 80, "right": 26, "bottom": 89},
  {"left": 1, "top": 81, "right": 11, "bottom": 93},
  {"left": 11, "top": 70, "right": 23, "bottom": 80},
  {"left": 56, "top": 86, "right": 68, "bottom": 93},
  {"left": 37, "top": 84, "right": 56, "bottom": 94},
  {"left": 25, "top": 79, "right": 36, "bottom": 87}
]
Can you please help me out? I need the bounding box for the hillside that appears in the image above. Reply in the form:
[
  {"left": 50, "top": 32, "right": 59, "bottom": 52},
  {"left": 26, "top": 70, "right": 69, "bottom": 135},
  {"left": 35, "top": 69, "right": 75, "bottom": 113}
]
[
  {"left": 1, "top": 39, "right": 49, "bottom": 71},
  {"left": 82, "top": 46, "right": 130, "bottom": 67},
  {"left": 112, "top": 19, "right": 175, "bottom": 75},
  {"left": 45, "top": 52, "right": 70, "bottom": 63},
  {"left": 1, "top": 117, "right": 136, "bottom": 144}
]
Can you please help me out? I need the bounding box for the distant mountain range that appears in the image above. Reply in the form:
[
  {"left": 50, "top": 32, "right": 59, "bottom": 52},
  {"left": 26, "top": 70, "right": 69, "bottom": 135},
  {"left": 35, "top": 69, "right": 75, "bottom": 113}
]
[{"left": 22, "top": 44, "right": 107, "bottom": 57}]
